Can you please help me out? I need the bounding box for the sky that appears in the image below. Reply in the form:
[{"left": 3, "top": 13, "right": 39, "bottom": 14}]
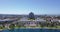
[{"left": 0, "top": 0, "right": 60, "bottom": 15}]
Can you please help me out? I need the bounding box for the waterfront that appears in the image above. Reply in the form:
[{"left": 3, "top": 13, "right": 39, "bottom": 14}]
[
  {"left": 1, "top": 29, "right": 60, "bottom": 32},
  {"left": 0, "top": 12, "right": 60, "bottom": 32}
]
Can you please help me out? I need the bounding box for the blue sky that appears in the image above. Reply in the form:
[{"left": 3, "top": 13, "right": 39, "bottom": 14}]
[{"left": 0, "top": 0, "right": 60, "bottom": 15}]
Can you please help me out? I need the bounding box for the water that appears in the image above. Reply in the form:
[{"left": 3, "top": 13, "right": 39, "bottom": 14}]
[{"left": 1, "top": 29, "right": 60, "bottom": 32}]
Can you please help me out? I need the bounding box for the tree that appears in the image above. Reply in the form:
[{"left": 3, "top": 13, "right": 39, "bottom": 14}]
[
  {"left": 0, "top": 26, "right": 3, "bottom": 29},
  {"left": 9, "top": 24, "right": 15, "bottom": 29},
  {"left": 40, "top": 22, "right": 45, "bottom": 28},
  {"left": 15, "top": 23, "right": 21, "bottom": 28},
  {"left": 9, "top": 24, "right": 15, "bottom": 32}
]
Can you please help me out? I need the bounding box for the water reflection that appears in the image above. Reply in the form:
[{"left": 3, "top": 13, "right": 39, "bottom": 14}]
[{"left": 1, "top": 29, "right": 60, "bottom": 32}]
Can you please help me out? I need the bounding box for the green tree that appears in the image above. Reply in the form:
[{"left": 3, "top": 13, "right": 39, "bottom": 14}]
[
  {"left": 9, "top": 24, "right": 15, "bottom": 29},
  {"left": 9, "top": 24, "right": 15, "bottom": 32}
]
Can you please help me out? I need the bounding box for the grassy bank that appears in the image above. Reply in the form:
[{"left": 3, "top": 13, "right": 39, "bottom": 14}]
[{"left": 0, "top": 26, "right": 60, "bottom": 30}]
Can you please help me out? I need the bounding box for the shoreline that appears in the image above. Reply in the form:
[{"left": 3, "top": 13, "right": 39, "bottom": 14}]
[{"left": 0, "top": 27, "right": 60, "bottom": 31}]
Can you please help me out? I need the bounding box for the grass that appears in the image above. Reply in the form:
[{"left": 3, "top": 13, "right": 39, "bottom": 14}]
[
  {"left": 28, "top": 18, "right": 35, "bottom": 20},
  {"left": 14, "top": 26, "right": 60, "bottom": 29},
  {"left": 0, "top": 26, "right": 60, "bottom": 30}
]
